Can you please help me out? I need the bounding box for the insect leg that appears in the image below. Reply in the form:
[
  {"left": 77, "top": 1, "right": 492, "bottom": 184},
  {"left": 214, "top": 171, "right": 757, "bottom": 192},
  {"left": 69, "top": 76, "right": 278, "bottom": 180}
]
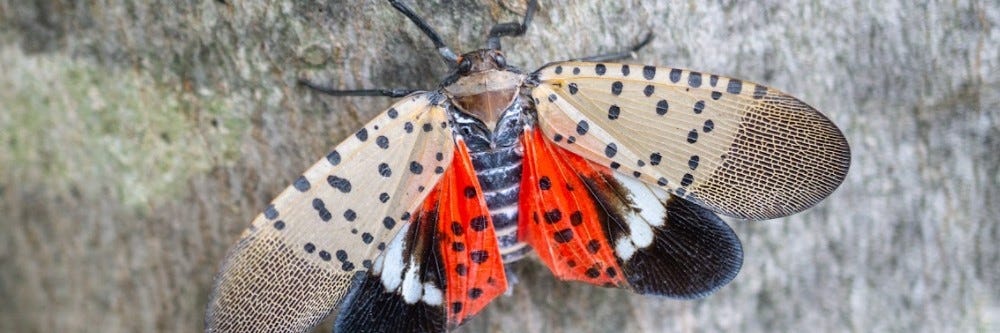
[
  {"left": 486, "top": 0, "right": 539, "bottom": 50},
  {"left": 388, "top": 0, "right": 459, "bottom": 66},
  {"left": 575, "top": 32, "right": 654, "bottom": 62},
  {"left": 298, "top": 78, "right": 419, "bottom": 98}
]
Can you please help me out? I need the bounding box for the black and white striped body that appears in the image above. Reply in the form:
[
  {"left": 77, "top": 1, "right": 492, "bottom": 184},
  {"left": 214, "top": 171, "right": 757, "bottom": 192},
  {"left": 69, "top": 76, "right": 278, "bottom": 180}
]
[{"left": 451, "top": 98, "right": 532, "bottom": 262}]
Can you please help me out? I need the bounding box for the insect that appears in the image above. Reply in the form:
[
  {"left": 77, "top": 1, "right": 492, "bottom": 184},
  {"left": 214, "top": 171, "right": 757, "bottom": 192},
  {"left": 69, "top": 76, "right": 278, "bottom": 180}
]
[{"left": 205, "top": 1, "right": 850, "bottom": 332}]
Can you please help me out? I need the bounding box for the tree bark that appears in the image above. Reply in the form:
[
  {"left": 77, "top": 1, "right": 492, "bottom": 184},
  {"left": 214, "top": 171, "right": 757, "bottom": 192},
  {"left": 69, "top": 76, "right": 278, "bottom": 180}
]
[{"left": 1, "top": 0, "right": 997, "bottom": 332}]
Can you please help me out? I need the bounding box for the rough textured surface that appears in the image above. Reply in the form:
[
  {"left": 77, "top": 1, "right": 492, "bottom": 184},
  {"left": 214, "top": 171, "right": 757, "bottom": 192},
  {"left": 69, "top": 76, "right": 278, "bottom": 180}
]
[{"left": 0, "top": 1, "right": 997, "bottom": 332}]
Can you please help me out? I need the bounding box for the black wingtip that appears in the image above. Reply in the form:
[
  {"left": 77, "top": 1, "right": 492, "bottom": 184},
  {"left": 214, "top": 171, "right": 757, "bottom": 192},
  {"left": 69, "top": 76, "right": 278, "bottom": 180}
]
[{"left": 622, "top": 195, "right": 744, "bottom": 299}]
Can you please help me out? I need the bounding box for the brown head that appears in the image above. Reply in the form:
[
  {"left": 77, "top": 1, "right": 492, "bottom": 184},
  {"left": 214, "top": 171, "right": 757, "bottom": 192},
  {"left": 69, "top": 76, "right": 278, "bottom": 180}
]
[{"left": 442, "top": 49, "right": 526, "bottom": 131}]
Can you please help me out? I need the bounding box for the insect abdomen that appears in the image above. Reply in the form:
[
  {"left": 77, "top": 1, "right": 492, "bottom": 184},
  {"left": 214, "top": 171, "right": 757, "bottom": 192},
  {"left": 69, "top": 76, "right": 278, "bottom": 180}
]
[{"left": 469, "top": 147, "right": 530, "bottom": 262}]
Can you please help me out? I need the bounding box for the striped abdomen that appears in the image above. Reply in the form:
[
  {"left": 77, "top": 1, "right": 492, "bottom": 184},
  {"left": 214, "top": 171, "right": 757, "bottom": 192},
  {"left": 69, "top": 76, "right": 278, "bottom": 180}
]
[{"left": 469, "top": 146, "right": 530, "bottom": 262}]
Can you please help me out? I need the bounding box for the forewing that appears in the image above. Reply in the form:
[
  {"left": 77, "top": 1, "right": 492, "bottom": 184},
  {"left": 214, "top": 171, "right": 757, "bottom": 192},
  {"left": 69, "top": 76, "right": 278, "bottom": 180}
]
[
  {"left": 334, "top": 140, "right": 507, "bottom": 332},
  {"left": 520, "top": 127, "right": 742, "bottom": 298},
  {"left": 206, "top": 93, "right": 455, "bottom": 333},
  {"left": 532, "top": 62, "right": 850, "bottom": 220}
]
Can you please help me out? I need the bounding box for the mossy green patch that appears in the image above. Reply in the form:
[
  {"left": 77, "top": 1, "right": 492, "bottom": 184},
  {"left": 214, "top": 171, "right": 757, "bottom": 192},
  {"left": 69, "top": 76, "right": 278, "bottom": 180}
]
[{"left": 0, "top": 45, "right": 247, "bottom": 211}]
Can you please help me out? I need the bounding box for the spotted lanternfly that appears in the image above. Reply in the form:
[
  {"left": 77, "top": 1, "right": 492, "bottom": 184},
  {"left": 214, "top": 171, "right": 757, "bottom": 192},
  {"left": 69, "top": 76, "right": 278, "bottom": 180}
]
[{"left": 205, "top": 1, "right": 851, "bottom": 332}]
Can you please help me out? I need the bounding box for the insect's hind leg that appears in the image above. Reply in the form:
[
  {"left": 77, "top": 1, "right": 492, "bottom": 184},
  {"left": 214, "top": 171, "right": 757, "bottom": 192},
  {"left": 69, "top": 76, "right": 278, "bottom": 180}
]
[{"left": 574, "top": 32, "right": 654, "bottom": 62}]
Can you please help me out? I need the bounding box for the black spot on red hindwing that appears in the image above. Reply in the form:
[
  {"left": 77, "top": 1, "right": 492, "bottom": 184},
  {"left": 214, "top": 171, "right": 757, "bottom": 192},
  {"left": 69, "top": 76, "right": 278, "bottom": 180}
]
[
  {"left": 539, "top": 176, "right": 552, "bottom": 190},
  {"left": 585, "top": 267, "right": 600, "bottom": 278},
  {"left": 451, "top": 221, "right": 464, "bottom": 235},
  {"left": 470, "top": 216, "right": 488, "bottom": 231},
  {"left": 554, "top": 228, "right": 574, "bottom": 243},
  {"left": 544, "top": 209, "right": 562, "bottom": 224},
  {"left": 470, "top": 250, "right": 489, "bottom": 264},
  {"left": 469, "top": 288, "right": 484, "bottom": 299},
  {"left": 464, "top": 186, "right": 476, "bottom": 198},
  {"left": 456, "top": 264, "right": 467, "bottom": 276},
  {"left": 570, "top": 211, "right": 583, "bottom": 226},
  {"left": 452, "top": 242, "right": 465, "bottom": 252},
  {"left": 586, "top": 239, "right": 601, "bottom": 253}
]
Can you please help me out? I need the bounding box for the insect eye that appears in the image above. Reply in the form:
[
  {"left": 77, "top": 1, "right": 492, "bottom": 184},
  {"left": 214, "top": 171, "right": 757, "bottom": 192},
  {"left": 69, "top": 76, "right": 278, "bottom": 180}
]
[
  {"left": 457, "top": 58, "right": 472, "bottom": 74},
  {"left": 494, "top": 54, "right": 506, "bottom": 67}
]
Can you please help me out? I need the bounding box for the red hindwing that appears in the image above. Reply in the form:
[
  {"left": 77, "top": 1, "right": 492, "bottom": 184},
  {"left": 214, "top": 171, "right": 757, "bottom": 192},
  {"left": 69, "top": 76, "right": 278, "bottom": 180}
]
[
  {"left": 519, "top": 128, "right": 628, "bottom": 287},
  {"left": 426, "top": 141, "right": 508, "bottom": 327}
]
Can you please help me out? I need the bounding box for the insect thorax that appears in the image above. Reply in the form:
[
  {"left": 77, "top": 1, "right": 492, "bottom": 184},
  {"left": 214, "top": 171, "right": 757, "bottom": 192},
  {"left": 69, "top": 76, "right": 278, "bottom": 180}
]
[{"left": 444, "top": 49, "right": 533, "bottom": 263}]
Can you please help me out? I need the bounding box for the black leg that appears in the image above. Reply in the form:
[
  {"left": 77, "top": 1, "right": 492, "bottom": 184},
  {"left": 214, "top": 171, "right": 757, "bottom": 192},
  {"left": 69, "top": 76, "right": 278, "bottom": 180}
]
[
  {"left": 388, "top": 0, "right": 458, "bottom": 65},
  {"left": 576, "top": 32, "right": 654, "bottom": 62},
  {"left": 486, "top": 0, "right": 538, "bottom": 50},
  {"left": 298, "top": 78, "right": 419, "bottom": 98}
]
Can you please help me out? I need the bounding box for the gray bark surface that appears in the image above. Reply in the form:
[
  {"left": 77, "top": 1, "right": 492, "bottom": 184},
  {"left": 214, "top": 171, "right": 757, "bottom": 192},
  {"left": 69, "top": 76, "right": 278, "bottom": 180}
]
[{"left": 1, "top": 1, "right": 997, "bottom": 332}]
